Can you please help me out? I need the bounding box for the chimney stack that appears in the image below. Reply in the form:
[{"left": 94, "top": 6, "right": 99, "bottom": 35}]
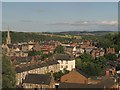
[
  {"left": 105, "top": 70, "right": 110, "bottom": 77},
  {"left": 31, "top": 56, "right": 35, "bottom": 63}
]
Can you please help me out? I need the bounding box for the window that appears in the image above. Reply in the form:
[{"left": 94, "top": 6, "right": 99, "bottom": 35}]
[
  {"left": 61, "top": 65, "right": 63, "bottom": 68},
  {"left": 65, "top": 65, "right": 68, "bottom": 68},
  {"left": 66, "top": 61, "right": 68, "bottom": 64},
  {"left": 22, "top": 53, "right": 24, "bottom": 56}
]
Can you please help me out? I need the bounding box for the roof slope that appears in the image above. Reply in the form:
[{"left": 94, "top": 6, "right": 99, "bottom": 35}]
[
  {"left": 59, "top": 82, "right": 104, "bottom": 88},
  {"left": 53, "top": 54, "right": 74, "bottom": 60},
  {"left": 23, "top": 74, "right": 52, "bottom": 85},
  {"left": 97, "top": 78, "right": 115, "bottom": 88}
]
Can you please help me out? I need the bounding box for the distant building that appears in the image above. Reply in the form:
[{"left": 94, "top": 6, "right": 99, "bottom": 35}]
[
  {"left": 2, "top": 31, "right": 35, "bottom": 57},
  {"left": 90, "top": 48, "right": 105, "bottom": 59},
  {"left": 59, "top": 70, "right": 117, "bottom": 89},
  {"left": 27, "top": 41, "right": 35, "bottom": 51},
  {"left": 12, "top": 56, "right": 41, "bottom": 66},
  {"left": 2, "top": 43, "right": 28, "bottom": 57},
  {"left": 22, "top": 74, "right": 55, "bottom": 88},
  {"left": 33, "top": 42, "right": 41, "bottom": 51},
  {"left": 105, "top": 67, "right": 116, "bottom": 77},
  {"left": 72, "top": 46, "right": 85, "bottom": 57},
  {"left": 53, "top": 54, "right": 75, "bottom": 71},
  {"left": 6, "top": 28, "right": 11, "bottom": 44},
  {"left": 59, "top": 77, "right": 116, "bottom": 89},
  {"left": 106, "top": 47, "right": 115, "bottom": 54},
  {"left": 80, "top": 40, "right": 93, "bottom": 48},
  {"left": 64, "top": 46, "right": 84, "bottom": 57},
  {"left": 84, "top": 46, "right": 95, "bottom": 54},
  {"left": 116, "top": 64, "right": 120, "bottom": 74},
  {"left": 97, "top": 77, "right": 116, "bottom": 89},
  {"left": 64, "top": 46, "right": 74, "bottom": 54},
  {"left": 83, "top": 40, "right": 92, "bottom": 46}
]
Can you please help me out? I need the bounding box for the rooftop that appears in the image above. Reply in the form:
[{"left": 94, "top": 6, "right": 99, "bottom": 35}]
[
  {"left": 59, "top": 82, "right": 104, "bottom": 88},
  {"left": 97, "top": 77, "right": 115, "bottom": 88},
  {"left": 53, "top": 54, "right": 74, "bottom": 60},
  {"left": 15, "top": 60, "right": 59, "bottom": 73},
  {"left": 23, "top": 74, "right": 52, "bottom": 85}
]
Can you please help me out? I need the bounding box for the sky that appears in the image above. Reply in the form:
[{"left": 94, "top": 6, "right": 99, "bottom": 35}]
[
  {"left": 2, "top": 2, "right": 118, "bottom": 32},
  {"left": 1, "top": 0, "right": 120, "bottom": 2}
]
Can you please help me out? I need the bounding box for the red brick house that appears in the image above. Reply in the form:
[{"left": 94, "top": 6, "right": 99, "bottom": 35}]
[
  {"left": 33, "top": 42, "right": 41, "bottom": 51},
  {"left": 60, "top": 70, "right": 89, "bottom": 84}
]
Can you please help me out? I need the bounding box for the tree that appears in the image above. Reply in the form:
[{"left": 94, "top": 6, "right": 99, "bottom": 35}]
[
  {"left": 2, "top": 55, "right": 16, "bottom": 88},
  {"left": 41, "top": 54, "right": 48, "bottom": 60},
  {"left": 63, "top": 68, "right": 70, "bottom": 74},
  {"left": 112, "top": 32, "right": 120, "bottom": 52},
  {"left": 28, "top": 51, "right": 42, "bottom": 56},
  {"left": 80, "top": 53, "right": 94, "bottom": 62},
  {"left": 82, "top": 62, "right": 102, "bottom": 76},
  {"left": 75, "top": 58, "right": 83, "bottom": 69},
  {"left": 105, "top": 53, "right": 117, "bottom": 61},
  {"left": 54, "top": 45, "right": 64, "bottom": 54},
  {"left": 95, "top": 56, "right": 107, "bottom": 68},
  {"left": 76, "top": 53, "right": 105, "bottom": 76},
  {"left": 53, "top": 69, "right": 69, "bottom": 81},
  {"left": 98, "top": 33, "right": 120, "bottom": 52},
  {"left": 53, "top": 71, "right": 64, "bottom": 80}
]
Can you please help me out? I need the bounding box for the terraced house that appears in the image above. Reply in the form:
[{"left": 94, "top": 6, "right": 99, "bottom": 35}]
[
  {"left": 16, "top": 60, "right": 60, "bottom": 86},
  {"left": 22, "top": 74, "right": 55, "bottom": 88}
]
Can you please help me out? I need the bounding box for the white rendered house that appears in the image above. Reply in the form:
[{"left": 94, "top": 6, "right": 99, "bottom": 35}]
[{"left": 54, "top": 54, "right": 75, "bottom": 71}]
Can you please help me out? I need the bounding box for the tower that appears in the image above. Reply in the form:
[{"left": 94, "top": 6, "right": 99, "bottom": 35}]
[{"left": 6, "top": 27, "right": 11, "bottom": 44}]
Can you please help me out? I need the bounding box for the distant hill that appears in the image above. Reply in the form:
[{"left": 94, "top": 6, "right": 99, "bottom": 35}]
[{"left": 53, "top": 31, "right": 117, "bottom": 36}]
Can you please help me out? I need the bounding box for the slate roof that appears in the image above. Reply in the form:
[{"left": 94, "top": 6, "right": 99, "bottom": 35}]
[
  {"left": 15, "top": 56, "right": 41, "bottom": 65},
  {"left": 54, "top": 54, "right": 74, "bottom": 60},
  {"left": 16, "top": 56, "right": 41, "bottom": 61},
  {"left": 23, "top": 74, "right": 52, "bottom": 85},
  {"left": 58, "top": 82, "right": 104, "bottom": 88},
  {"left": 76, "top": 69, "right": 89, "bottom": 78},
  {"left": 15, "top": 57, "right": 31, "bottom": 64},
  {"left": 97, "top": 77, "right": 115, "bottom": 88},
  {"left": 15, "top": 60, "right": 59, "bottom": 73}
]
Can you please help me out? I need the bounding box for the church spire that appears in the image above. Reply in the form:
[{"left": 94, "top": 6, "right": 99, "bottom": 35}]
[{"left": 6, "top": 26, "right": 11, "bottom": 44}]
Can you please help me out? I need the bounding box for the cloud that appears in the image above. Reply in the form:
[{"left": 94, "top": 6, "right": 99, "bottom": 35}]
[
  {"left": 50, "top": 20, "right": 118, "bottom": 26},
  {"left": 96, "top": 20, "right": 118, "bottom": 25}
]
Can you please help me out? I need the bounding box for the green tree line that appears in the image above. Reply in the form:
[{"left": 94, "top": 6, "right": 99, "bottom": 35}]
[{"left": 2, "top": 31, "right": 71, "bottom": 44}]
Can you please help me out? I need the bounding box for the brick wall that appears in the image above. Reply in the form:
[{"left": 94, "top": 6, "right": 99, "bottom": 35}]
[{"left": 61, "top": 70, "right": 88, "bottom": 84}]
